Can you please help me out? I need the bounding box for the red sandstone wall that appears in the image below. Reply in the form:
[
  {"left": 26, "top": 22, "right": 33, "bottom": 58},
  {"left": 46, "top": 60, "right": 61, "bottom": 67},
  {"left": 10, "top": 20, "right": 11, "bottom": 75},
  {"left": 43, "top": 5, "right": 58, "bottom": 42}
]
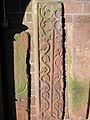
[
  {"left": 1, "top": 0, "right": 90, "bottom": 119},
  {"left": 26, "top": 1, "right": 90, "bottom": 119},
  {"left": 64, "top": 1, "right": 90, "bottom": 119}
]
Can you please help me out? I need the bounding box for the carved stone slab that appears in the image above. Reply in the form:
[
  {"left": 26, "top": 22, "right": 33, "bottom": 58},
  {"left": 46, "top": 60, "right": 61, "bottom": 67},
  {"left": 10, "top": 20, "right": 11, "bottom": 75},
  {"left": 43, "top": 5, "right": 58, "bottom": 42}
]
[
  {"left": 16, "top": 98, "right": 28, "bottom": 120},
  {"left": 14, "top": 32, "right": 28, "bottom": 100},
  {"left": 33, "top": 2, "right": 64, "bottom": 120},
  {"left": 14, "top": 32, "right": 29, "bottom": 120},
  {"left": 67, "top": 24, "right": 90, "bottom": 120}
]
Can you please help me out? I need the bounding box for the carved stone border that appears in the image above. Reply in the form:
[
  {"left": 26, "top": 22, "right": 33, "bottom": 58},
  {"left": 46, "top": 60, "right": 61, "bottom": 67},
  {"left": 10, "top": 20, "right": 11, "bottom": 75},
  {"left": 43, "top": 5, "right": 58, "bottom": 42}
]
[{"left": 32, "top": 1, "right": 64, "bottom": 119}]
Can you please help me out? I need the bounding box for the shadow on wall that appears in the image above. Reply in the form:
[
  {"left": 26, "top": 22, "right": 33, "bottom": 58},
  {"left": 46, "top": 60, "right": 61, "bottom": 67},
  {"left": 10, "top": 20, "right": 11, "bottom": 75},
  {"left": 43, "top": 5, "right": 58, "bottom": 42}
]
[{"left": 0, "top": 0, "right": 31, "bottom": 119}]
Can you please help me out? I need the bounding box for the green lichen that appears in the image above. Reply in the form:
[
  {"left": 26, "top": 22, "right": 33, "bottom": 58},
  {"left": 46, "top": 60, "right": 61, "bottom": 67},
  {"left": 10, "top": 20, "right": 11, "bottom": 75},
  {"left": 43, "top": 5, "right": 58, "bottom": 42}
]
[
  {"left": 14, "top": 34, "right": 28, "bottom": 100},
  {"left": 68, "top": 54, "right": 88, "bottom": 112}
]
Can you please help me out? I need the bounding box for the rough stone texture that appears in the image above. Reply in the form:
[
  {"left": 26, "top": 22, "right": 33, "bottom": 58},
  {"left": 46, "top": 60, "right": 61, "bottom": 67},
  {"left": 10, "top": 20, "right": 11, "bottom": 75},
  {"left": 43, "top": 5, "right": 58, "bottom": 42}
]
[
  {"left": 26, "top": 13, "right": 32, "bottom": 22},
  {"left": 67, "top": 24, "right": 90, "bottom": 120},
  {"left": 26, "top": 1, "right": 32, "bottom": 12},
  {"left": 64, "top": 1, "right": 82, "bottom": 14},
  {"left": 64, "top": 1, "right": 90, "bottom": 119},
  {"left": 2, "top": 0, "right": 90, "bottom": 119},
  {"left": 16, "top": 99, "right": 28, "bottom": 120},
  {"left": 13, "top": 22, "right": 36, "bottom": 119},
  {"left": 14, "top": 32, "right": 28, "bottom": 100},
  {"left": 30, "top": 116, "right": 37, "bottom": 120},
  {"left": 30, "top": 107, "right": 36, "bottom": 115},
  {"left": 83, "top": 1, "right": 90, "bottom": 14},
  {"left": 74, "top": 15, "right": 90, "bottom": 23},
  {"left": 15, "top": 0, "right": 90, "bottom": 119},
  {"left": 30, "top": 96, "right": 36, "bottom": 106},
  {"left": 14, "top": 32, "right": 29, "bottom": 119},
  {"left": 64, "top": 15, "right": 72, "bottom": 23}
]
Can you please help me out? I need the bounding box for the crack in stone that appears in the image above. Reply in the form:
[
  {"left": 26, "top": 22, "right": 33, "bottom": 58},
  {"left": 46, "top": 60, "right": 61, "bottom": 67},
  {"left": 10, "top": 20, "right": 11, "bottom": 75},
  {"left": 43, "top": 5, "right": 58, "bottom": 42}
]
[
  {"left": 62, "top": 2, "right": 67, "bottom": 120},
  {"left": 26, "top": 32, "right": 31, "bottom": 120},
  {"left": 86, "top": 84, "right": 90, "bottom": 119}
]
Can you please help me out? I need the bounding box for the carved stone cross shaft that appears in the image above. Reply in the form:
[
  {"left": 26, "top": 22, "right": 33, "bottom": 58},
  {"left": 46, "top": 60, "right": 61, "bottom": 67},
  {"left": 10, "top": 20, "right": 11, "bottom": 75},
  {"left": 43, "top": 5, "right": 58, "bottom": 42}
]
[{"left": 32, "top": 0, "right": 64, "bottom": 119}]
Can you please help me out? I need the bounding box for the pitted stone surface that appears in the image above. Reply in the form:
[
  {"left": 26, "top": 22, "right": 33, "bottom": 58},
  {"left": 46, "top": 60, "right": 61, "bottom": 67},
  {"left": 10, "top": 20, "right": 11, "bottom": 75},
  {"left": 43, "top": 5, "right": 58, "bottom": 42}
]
[
  {"left": 68, "top": 24, "right": 90, "bottom": 82},
  {"left": 14, "top": 32, "right": 29, "bottom": 100},
  {"left": 67, "top": 24, "right": 90, "bottom": 120}
]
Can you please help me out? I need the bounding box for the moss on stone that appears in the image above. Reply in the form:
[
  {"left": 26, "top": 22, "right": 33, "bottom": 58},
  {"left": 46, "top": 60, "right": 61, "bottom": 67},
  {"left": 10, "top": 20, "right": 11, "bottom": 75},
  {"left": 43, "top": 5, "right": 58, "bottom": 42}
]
[
  {"left": 14, "top": 33, "right": 28, "bottom": 100},
  {"left": 68, "top": 54, "right": 88, "bottom": 112}
]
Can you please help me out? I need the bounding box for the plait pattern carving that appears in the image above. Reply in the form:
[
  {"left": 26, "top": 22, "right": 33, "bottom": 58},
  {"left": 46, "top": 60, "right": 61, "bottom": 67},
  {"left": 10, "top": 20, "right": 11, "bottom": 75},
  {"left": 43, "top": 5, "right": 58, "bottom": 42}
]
[{"left": 38, "top": 2, "right": 64, "bottom": 120}]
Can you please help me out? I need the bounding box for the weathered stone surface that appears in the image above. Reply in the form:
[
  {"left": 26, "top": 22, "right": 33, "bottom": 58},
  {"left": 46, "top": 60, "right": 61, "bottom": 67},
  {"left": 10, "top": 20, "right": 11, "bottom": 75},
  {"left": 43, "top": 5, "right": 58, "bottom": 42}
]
[
  {"left": 14, "top": 32, "right": 29, "bottom": 120},
  {"left": 83, "top": 1, "right": 90, "bottom": 14},
  {"left": 64, "top": 1, "right": 82, "bottom": 14},
  {"left": 14, "top": 32, "right": 28, "bottom": 100},
  {"left": 74, "top": 15, "right": 90, "bottom": 24},
  {"left": 16, "top": 98, "right": 28, "bottom": 120},
  {"left": 67, "top": 24, "right": 90, "bottom": 120},
  {"left": 33, "top": 2, "right": 64, "bottom": 120}
]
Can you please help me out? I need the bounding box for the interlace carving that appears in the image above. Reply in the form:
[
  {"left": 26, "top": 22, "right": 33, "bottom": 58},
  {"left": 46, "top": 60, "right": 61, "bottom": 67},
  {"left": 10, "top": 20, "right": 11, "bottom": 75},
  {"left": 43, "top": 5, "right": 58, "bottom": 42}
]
[{"left": 38, "top": 2, "right": 64, "bottom": 120}]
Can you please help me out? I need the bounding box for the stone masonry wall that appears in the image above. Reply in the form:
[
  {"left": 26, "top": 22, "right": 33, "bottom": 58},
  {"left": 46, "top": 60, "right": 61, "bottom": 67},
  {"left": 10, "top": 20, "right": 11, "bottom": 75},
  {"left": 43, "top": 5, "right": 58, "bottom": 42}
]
[
  {"left": 64, "top": 1, "right": 90, "bottom": 119},
  {"left": 1, "top": 0, "right": 90, "bottom": 119},
  {"left": 23, "top": 0, "right": 90, "bottom": 119},
  {"left": 23, "top": 2, "right": 37, "bottom": 120}
]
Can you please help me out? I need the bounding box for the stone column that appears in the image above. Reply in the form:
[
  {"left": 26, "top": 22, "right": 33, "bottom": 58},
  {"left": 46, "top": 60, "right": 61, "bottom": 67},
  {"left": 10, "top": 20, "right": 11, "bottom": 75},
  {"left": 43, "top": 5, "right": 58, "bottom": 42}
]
[{"left": 32, "top": 0, "right": 64, "bottom": 119}]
